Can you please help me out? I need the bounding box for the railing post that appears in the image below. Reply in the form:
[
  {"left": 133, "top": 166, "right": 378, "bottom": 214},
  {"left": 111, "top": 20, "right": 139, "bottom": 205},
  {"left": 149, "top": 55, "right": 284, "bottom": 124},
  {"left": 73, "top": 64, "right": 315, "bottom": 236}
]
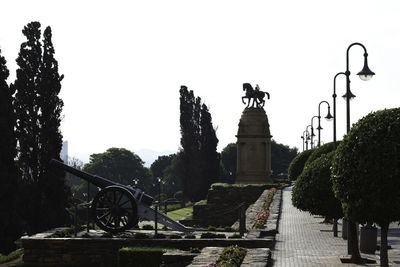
[
  {"left": 154, "top": 203, "right": 158, "bottom": 236},
  {"left": 239, "top": 203, "right": 246, "bottom": 236}
]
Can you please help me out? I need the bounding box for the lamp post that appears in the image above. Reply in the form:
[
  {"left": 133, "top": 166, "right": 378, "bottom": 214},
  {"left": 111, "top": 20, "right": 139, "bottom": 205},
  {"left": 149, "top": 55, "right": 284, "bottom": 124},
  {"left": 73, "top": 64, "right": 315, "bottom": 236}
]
[
  {"left": 317, "top": 101, "right": 333, "bottom": 147},
  {"left": 311, "top": 116, "right": 318, "bottom": 149},
  {"left": 301, "top": 130, "right": 308, "bottom": 151},
  {"left": 343, "top": 42, "right": 375, "bottom": 259},
  {"left": 306, "top": 125, "right": 312, "bottom": 150},
  {"left": 333, "top": 72, "right": 346, "bottom": 148},
  {"left": 344, "top": 43, "right": 375, "bottom": 132}
]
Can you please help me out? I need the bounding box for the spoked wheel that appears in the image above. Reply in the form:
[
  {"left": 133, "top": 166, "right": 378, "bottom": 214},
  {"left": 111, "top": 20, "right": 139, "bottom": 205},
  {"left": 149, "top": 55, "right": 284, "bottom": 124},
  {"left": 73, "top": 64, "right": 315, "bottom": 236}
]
[{"left": 92, "top": 186, "right": 138, "bottom": 233}]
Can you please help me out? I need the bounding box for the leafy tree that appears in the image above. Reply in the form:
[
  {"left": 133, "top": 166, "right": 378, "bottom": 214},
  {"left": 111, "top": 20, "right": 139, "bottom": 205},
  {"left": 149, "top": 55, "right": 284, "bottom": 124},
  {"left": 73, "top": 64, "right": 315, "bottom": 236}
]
[
  {"left": 271, "top": 140, "right": 298, "bottom": 175},
  {"left": 288, "top": 149, "right": 314, "bottom": 181},
  {"left": 14, "top": 22, "right": 69, "bottom": 234},
  {"left": 83, "top": 148, "right": 152, "bottom": 193},
  {"left": 220, "top": 143, "right": 237, "bottom": 183},
  {"left": 150, "top": 154, "right": 175, "bottom": 179},
  {"left": 332, "top": 108, "right": 400, "bottom": 267},
  {"left": 292, "top": 152, "right": 342, "bottom": 220},
  {"left": 0, "top": 49, "right": 21, "bottom": 254}
]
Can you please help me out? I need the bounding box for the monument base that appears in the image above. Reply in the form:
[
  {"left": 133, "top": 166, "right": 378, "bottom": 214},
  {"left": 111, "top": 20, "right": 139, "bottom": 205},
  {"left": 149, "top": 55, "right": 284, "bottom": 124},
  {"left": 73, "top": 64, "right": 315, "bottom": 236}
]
[{"left": 236, "top": 108, "right": 272, "bottom": 184}]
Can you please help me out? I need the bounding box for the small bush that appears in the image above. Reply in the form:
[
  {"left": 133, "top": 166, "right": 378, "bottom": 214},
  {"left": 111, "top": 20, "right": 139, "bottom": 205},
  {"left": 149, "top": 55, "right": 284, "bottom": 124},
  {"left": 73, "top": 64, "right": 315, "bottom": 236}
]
[
  {"left": 101, "top": 232, "right": 113, "bottom": 238},
  {"left": 134, "top": 233, "right": 149, "bottom": 239},
  {"left": 184, "top": 234, "right": 196, "bottom": 239},
  {"left": 229, "top": 233, "right": 242, "bottom": 239},
  {"left": 154, "top": 233, "right": 166, "bottom": 239},
  {"left": 207, "top": 226, "right": 216, "bottom": 231},
  {"left": 47, "top": 229, "right": 73, "bottom": 238},
  {"left": 200, "top": 232, "right": 226, "bottom": 239},
  {"left": 169, "top": 234, "right": 182, "bottom": 239},
  {"left": 223, "top": 226, "right": 233, "bottom": 232},
  {"left": 142, "top": 224, "right": 154, "bottom": 230},
  {"left": 189, "top": 247, "right": 201, "bottom": 253}
]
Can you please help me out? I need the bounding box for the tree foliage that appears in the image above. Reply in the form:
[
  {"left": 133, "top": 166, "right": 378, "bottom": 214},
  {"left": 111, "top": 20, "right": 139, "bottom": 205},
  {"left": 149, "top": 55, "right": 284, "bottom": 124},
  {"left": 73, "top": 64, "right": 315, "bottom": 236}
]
[
  {"left": 332, "top": 108, "right": 400, "bottom": 267},
  {"left": 0, "top": 49, "right": 21, "bottom": 254},
  {"left": 220, "top": 143, "right": 237, "bottom": 183},
  {"left": 13, "top": 22, "right": 69, "bottom": 234},
  {"left": 271, "top": 140, "right": 298, "bottom": 175},
  {"left": 178, "top": 86, "right": 219, "bottom": 201},
  {"left": 82, "top": 147, "right": 152, "bottom": 195},
  {"left": 304, "top": 141, "right": 340, "bottom": 167},
  {"left": 292, "top": 152, "right": 342, "bottom": 219},
  {"left": 287, "top": 149, "right": 314, "bottom": 181}
]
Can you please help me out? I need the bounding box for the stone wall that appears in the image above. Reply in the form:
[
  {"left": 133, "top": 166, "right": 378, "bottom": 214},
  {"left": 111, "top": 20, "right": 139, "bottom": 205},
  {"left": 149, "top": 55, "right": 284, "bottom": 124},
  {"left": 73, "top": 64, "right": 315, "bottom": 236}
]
[{"left": 191, "top": 183, "right": 276, "bottom": 227}]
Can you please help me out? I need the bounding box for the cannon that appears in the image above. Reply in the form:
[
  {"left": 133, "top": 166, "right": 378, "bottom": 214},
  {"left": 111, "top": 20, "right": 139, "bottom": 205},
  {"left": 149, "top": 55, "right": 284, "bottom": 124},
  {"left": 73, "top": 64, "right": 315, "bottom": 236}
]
[{"left": 51, "top": 159, "right": 194, "bottom": 233}]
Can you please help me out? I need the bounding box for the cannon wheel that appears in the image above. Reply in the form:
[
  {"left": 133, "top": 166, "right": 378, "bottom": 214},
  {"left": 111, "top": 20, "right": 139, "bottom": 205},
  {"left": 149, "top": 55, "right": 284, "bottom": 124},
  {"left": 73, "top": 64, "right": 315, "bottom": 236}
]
[{"left": 92, "top": 185, "right": 138, "bottom": 233}]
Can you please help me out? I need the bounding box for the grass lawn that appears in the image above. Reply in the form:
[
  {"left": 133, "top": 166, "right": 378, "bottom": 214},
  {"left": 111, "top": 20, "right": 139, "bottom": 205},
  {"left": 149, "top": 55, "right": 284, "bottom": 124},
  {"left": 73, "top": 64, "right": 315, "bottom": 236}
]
[
  {"left": 0, "top": 249, "right": 23, "bottom": 265},
  {"left": 166, "top": 207, "right": 193, "bottom": 221}
]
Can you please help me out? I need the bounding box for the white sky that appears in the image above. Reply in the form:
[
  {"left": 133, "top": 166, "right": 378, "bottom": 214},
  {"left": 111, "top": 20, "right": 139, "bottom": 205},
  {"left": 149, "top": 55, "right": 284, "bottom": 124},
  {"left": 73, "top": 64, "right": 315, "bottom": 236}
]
[{"left": 1, "top": 0, "right": 400, "bottom": 163}]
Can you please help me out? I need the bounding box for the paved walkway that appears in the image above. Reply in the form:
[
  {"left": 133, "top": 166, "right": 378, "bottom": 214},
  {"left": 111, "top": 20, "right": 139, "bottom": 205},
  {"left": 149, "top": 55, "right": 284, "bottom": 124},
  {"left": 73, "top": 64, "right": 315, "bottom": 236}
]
[{"left": 272, "top": 186, "right": 400, "bottom": 266}]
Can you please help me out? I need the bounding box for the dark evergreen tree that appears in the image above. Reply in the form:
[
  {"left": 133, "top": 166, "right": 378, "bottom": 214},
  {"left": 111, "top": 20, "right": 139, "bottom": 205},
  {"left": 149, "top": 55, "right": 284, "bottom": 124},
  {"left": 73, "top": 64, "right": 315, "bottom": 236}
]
[
  {"left": 13, "top": 22, "right": 43, "bottom": 234},
  {"left": 14, "top": 22, "right": 69, "bottom": 233},
  {"left": 270, "top": 140, "right": 298, "bottom": 176},
  {"left": 178, "top": 86, "right": 219, "bottom": 201},
  {"left": 199, "top": 103, "right": 219, "bottom": 198},
  {"left": 37, "top": 26, "right": 69, "bottom": 230},
  {"left": 220, "top": 143, "right": 237, "bottom": 183},
  {"left": 178, "top": 86, "right": 201, "bottom": 201},
  {"left": 0, "top": 49, "right": 21, "bottom": 254}
]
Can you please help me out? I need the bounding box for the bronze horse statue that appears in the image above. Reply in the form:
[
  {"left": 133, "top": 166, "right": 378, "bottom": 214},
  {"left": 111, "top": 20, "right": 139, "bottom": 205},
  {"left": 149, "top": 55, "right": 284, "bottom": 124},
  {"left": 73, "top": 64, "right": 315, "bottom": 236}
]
[{"left": 242, "top": 83, "right": 270, "bottom": 108}]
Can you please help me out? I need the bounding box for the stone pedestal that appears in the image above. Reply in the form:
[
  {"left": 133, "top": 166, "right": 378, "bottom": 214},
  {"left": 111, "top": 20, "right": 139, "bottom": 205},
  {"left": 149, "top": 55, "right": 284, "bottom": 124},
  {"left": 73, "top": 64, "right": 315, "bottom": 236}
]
[{"left": 236, "top": 108, "right": 272, "bottom": 184}]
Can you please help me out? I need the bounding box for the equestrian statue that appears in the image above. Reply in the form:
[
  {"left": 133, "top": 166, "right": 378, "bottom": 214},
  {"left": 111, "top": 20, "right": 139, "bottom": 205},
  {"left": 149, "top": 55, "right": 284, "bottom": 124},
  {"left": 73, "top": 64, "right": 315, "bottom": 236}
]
[{"left": 242, "top": 83, "right": 270, "bottom": 108}]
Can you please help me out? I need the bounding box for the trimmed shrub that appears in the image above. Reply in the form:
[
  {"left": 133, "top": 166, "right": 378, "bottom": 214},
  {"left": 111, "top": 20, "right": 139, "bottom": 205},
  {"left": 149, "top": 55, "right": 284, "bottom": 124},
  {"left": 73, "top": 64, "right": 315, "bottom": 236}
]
[
  {"left": 332, "top": 108, "right": 400, "bottom": 266},
  {"left": 288, "top": 149, "right": 314, "bottom": 181},
  {"left": 119, "top": 247, "right": 174, "bottom": 267},
  {"left": 292, "top": 152, "right": 342, "bottom": 219},
  {"left": 304, "top": 141, "right": 340, "bottom": 167}
]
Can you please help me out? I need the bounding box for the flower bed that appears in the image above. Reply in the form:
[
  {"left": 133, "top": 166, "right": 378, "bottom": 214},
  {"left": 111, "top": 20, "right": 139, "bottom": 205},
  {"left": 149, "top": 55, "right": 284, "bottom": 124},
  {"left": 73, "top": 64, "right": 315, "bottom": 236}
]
[
  {"left": 204, "top": 245, "right": 247, "bottom": 267},
  {"left": 253, "top": 188, "right": 277, "bottom": 229}
]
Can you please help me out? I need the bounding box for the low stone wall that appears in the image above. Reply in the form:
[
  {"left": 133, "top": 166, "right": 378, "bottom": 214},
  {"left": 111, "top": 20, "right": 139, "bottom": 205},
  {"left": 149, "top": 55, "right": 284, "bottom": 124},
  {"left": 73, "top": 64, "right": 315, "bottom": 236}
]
[
  {"left": 192, "top": 184, "right": 276, "bottom": 227},
  {"left": 22, "top": 233, "right": 274, "bottom": 267}
]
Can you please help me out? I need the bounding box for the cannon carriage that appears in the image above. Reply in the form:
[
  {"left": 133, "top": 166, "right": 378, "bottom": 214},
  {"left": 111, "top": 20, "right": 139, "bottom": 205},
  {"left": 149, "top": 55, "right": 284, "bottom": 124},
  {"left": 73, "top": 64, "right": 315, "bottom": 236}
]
[{"left": 51, "top": 159, "right": 193, "bottom": 233}]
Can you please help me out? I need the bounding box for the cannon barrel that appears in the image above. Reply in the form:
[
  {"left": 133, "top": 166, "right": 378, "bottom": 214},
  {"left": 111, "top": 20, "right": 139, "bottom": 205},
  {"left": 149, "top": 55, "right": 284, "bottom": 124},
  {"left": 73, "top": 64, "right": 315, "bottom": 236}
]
[
  {"left": 51, "top": 159, "right": 154, "bottom": 206},
  {"left": 50, "top": 159, "right": 118, "bottom": 189}
]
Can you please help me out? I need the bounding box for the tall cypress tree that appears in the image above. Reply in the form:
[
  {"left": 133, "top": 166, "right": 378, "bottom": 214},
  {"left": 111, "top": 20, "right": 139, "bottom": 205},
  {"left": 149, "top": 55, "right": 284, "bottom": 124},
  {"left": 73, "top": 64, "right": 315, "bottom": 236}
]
[
  {"left": 0, "top": 50, "right": 21, "bottom": 254},
  {"left": 13, "top": 22, "right": 43, "bottom": 234},
  {"left": 37, "top": 26, "right": 69, "bottom": 229},
  {"left": 199, "top": 103, "right": 219, "bottom": 197},
  {"left": 178, "top": 86, "right": 219, "bottom": 201},
  {"left": 14, "top": 22, "right": 69, "bottom": 233}
]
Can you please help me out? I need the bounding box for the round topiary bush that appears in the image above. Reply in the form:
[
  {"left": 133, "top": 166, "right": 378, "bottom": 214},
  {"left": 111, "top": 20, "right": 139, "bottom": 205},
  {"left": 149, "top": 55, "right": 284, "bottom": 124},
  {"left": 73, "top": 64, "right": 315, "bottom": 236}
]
[
  {"left": 304, "top": 141, "right": 340, "bottom": 167},
  {"left": 292, "top": 152, "right": 342, "bottom": 219},
  {"left": 288, "top": 149, "right": 314, "bottom": 181},
  {"left": 331, "top": 108, "right": 400, "bottom": 267}
]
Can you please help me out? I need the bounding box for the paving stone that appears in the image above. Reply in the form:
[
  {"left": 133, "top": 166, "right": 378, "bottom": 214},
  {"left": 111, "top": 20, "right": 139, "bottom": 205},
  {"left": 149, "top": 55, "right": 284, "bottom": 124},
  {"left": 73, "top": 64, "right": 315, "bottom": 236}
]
[{"left": 272, "top": 186, "right": 400, "bottom": 266}]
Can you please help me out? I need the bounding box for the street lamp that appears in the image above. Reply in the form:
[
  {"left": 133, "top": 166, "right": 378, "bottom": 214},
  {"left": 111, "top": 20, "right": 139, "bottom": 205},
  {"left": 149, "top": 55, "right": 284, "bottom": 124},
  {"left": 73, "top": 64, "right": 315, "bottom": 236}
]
[
  {"left": 306, "top": 125, "right": 312, "bottom": 150},
  {"left": 317, "top": 101, "right": 333, "bottom": 147},
  {"left": 333, "top": 72, "right": 346, "bottom": 149},
  {"left": 301, "top": 130, "right": 310, "bottom": 151},
  {"left": 311, "top": 116, "right": 318, "bottom": 149},
  {"left": 343, "top": 42, "right": 375, "bottom": 258},
  {"left": 344, "top": 42, "right": 375, "bottom": 132}
]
